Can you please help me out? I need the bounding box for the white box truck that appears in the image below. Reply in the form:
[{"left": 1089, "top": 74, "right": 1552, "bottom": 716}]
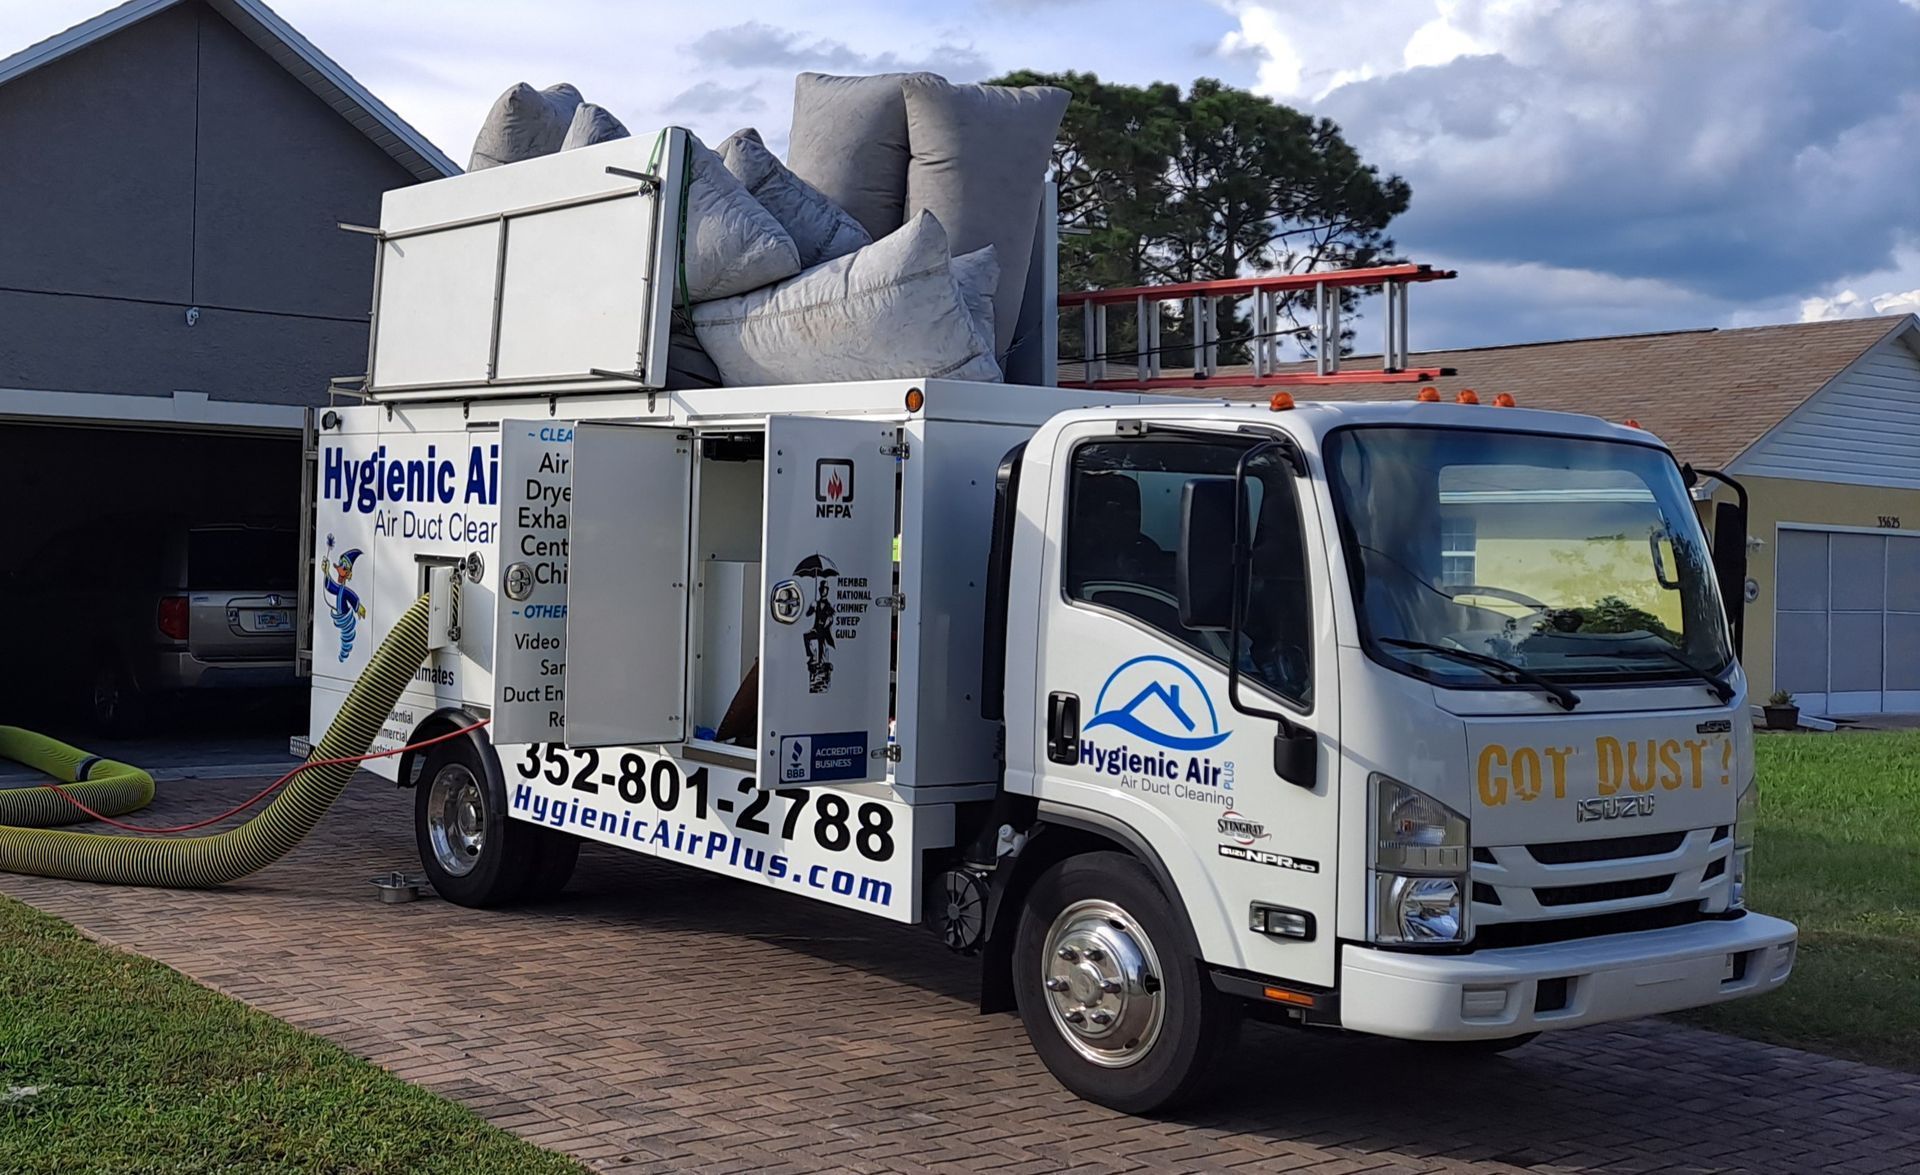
[{"left": 307, "top": 129, "right": 1795, "bottom": 1112}]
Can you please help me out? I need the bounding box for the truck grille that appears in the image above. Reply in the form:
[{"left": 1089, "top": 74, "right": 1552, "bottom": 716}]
[
  {"left": 1471, "top": 826, "right": 1732, "bottom": 938},
  {"left": 1535, "top": 874, "right": 1675, "bottom": 907},
  {"left": 1526, "top": 831, "right": 1686, "bottom": 864}
]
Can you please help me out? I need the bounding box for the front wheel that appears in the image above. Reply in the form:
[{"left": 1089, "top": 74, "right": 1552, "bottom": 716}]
[{"left": 1013, "top": 852, "right": 1238, "bottom": 1114}]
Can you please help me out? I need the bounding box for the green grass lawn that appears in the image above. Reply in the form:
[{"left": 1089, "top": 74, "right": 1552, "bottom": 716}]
[
  {"left": 0, "top": 897, "right": 582, "bottom": 1175},
  {"left": 1677, "top": 729, "right": 1920, "bottom": 1072}
]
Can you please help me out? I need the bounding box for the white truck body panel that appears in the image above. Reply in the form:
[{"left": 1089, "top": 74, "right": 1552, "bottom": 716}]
[{"left": 308, "top": 379, "right": 1153, "bottom": 923}]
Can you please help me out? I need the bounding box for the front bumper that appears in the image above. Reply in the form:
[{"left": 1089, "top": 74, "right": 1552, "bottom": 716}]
[{"left": 1339, "top": 913, "right": 1796, "bottom": 1040}]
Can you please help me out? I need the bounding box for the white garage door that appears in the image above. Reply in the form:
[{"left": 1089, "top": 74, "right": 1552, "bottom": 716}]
[{"left": 1774, "top": 527, "right": 1920, "bottom": 715}]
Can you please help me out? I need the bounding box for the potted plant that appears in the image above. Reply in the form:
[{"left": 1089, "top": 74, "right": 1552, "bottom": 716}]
[{"left": 1764, "top": 690, "right": 1799, "bottom": 731}]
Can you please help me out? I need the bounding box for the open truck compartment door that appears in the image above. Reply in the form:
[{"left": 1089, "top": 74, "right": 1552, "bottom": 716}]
[
  {"left": 367, "top": 129, "right": 684, "bottom": 396},
  {"left": 564, "top": 423, "right": 694, "bottom": 747},
  {"left": 759, "top": 417, "right": 901, "bottom": 786},
  {"left": 492, "top": 420, "right": 578, "bottom": 745}
]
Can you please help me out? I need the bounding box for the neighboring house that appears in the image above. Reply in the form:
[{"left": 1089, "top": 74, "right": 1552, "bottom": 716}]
[
  {"left": 0, "top": 0, "right": 455, "bottom": 721},
  {"left": 1188, "top": 314, "right": 1920, "bottom": 718}
]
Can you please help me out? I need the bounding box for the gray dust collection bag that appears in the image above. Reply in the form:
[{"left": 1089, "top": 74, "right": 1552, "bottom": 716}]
[
  {"left": 903, "top": 77, "right": 1069, "bottom": 357},
  {"left": 785, "top": 72, "right": 936, "bottom": 240},
  {"left": 469, "top": 82, "right": 584, "bottom": 170},
  {"left": 691, "top": 211, "right": 1002, "bottom": 387}
]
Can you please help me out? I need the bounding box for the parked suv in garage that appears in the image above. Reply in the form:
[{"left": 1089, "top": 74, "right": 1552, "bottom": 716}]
[{"left": 5, "top": 517, "right": 300, "bottom": 732}]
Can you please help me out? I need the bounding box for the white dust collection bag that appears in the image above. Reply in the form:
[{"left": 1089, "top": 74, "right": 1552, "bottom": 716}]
[
  {"left": 469, "top": 83, "right": 583, "bottom": 170},
  {"left": 691, "top": 211, "right": 1002, "bottom": 387}
]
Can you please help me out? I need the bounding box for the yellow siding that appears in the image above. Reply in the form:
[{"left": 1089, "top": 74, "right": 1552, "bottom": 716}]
[{"left": 1701, "top": 475, "right": 1920, "bottom": 693}]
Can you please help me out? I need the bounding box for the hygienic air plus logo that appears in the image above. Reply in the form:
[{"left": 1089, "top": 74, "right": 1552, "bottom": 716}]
[{"left": 1080, "top": 655, "right": 1235, "bottom": 803}]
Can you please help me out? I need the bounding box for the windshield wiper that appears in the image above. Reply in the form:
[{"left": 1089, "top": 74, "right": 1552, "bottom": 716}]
[
  {"left": 1567, "top": 647, "right": 1735, "bottom": 704},
  {"left": 1380, "top": 638, "right": 1582, "bottom": 710}
]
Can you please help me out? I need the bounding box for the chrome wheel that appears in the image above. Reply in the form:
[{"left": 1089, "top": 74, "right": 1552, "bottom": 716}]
[
  {"left": 426, "top": 763, "right": 486, "bottom": 877},
  {"left": 1041, "top": 898, "right": 1165, "bottom": 1068}
]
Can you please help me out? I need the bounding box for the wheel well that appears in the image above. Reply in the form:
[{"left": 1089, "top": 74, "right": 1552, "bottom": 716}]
[
  {"left": 397, "top": 707, "right": 493, "bottom": 790},
  {"left": 977, "top": 813, "right": 1198, "bottom": 1014}
]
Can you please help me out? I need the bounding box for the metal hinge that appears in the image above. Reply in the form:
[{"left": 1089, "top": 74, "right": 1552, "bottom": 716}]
[
  {"left": 877, "top": 594, "right": 907, "bottom": 611},
  {"left": 881, "top": 440, "right": 911, "bottom": 459},
  {"left": 880, "top": 742, "right": 903, "bottom": 762}
]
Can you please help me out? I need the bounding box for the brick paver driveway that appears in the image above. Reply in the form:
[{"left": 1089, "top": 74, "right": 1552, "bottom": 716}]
[{"left": 5, "top": 771, "right": 1918, "bottom": 1174}]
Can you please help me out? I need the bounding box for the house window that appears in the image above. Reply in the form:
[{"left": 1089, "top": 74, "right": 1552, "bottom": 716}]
[{"left": 1439, "top": 513, "right": 1477, "bottom": 588}]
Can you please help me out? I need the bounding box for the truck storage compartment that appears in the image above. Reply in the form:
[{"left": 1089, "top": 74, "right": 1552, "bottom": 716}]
[{"left": 690, "top": 432, "right": 764, "bottom": 748}]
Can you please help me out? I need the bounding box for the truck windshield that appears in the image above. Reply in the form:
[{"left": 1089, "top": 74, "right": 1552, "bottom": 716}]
[{"left": 1324, "top": 426, "right": 1732, "bottom": 689}]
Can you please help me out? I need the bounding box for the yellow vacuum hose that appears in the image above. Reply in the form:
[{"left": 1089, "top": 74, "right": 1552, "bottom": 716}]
[
  {"left": 0, "top": 595, "right": 430, "bottom": 887},
  {"left": 0, "top": 731, "right": 154, "bottom": 827}
]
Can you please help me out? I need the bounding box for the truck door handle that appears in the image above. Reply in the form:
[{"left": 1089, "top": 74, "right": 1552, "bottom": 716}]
[{"left": 1047, "top": 692, "right": 1080, "bottom": 765}]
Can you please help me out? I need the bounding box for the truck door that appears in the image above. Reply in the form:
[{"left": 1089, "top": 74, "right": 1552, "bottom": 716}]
[
  {"left": 563, "top": 423, "right": 694, "bottom": 748},
  {"left": 493, "top": 419, "right": 577, "bottom": 745},
  {"left": 1035, "top": 422, "right": 1341, "bottom": 986},
  {"left": 758, "top": 416, "right": 901, "bottom": 787}
]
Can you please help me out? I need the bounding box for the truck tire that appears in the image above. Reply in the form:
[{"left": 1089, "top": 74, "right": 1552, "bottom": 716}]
[
  {"left": 414, "top": 739, "right": 536, "bottom": 907},
  {"left": 1013, "top": 851, "right": 1238, "bottom": 1114},
  {"left": 523, "top": 831, "right": 581, "bottom": 900}
]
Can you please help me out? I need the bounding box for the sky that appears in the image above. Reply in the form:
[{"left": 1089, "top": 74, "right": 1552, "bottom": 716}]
[{"left": 4, "top": 0, "right": 1919, "bottom": 352}]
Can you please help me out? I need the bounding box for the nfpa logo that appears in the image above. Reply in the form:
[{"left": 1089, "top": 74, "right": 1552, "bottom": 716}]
[{"left": 815, "top": 458, "right": 854, "bottom": 518}]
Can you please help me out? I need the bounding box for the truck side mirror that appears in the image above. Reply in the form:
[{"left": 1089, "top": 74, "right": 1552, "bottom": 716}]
[
  {"left": 1177, "top": 477, "right": 1240, "bottom": 630},
  {"left": 1711, "top": 500, "right": 1747, "bottom": 656}
]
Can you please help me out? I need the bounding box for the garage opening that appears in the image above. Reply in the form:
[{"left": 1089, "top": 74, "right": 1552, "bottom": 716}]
[
  {"left": 1774, "top": 526, "right": 1920, "bottom": 716},
  {"left": 0, "top": 421, "right": 304, "bottom": 736}
]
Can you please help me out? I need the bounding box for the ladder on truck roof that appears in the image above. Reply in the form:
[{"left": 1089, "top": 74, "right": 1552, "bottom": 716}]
[{"left": 1057, "top": 263, "right": 1456, "bottom": 390}]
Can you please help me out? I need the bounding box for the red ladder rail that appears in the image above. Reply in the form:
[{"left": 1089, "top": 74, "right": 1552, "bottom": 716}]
[{"left": 1057, "top": 263, "right": 1457, "bottom": 389}]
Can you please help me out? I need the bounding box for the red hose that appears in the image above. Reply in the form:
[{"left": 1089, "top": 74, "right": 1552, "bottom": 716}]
[{"left": 30, "top": 720, "right": 490, "bottom": 835}]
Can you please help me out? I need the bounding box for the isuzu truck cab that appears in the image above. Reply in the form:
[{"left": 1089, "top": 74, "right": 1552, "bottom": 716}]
[{"left": 304, "top": 132, "right": 1794, "bottom": 1114}]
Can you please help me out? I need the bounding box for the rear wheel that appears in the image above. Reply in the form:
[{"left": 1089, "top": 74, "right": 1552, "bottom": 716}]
[
  {"left": 1013, "top": 852, "right": 1238, "bottom": 1114},
  {"left": 414, "top": 739, "right": 535, "bottom": 907}
]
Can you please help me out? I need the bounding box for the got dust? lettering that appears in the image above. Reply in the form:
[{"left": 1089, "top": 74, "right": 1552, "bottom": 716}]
[{"left": 1478, "top": 735, "right": 1733, "bottom": 807}]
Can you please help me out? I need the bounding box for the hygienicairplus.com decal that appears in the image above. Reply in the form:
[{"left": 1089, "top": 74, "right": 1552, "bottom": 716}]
[
  {"left": 1079, "top": 655, "right": 1236, "bottom": 807},
  {"left": 508, "top": 742, "right": 915, "bottom": 920}
]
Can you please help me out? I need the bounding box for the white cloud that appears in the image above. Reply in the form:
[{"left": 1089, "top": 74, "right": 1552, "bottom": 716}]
[{"left": 1800, "top": 289, "right": 1920, "bottom": 321}]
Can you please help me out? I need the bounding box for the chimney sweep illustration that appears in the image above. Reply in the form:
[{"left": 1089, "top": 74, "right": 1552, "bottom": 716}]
[{"left": 793, "top": 553, "right": 839, "bottom": 693}]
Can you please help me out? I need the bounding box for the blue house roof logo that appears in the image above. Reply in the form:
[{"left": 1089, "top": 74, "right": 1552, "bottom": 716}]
[{"left": 1084, "top": 655, "right": 1230, "bottom": 752}]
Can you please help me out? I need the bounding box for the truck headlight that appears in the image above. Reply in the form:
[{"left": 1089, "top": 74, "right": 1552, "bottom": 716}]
[
  {"left": 1371, "top": 774, "right": 1470, "bottom": 945},
  {"left": 1730, "top": 778, "right": 1758, "bottom": 910}
]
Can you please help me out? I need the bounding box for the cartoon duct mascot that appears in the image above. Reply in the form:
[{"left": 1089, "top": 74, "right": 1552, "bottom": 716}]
[{"left": 324, "top": 534, "right": 366, "bottom": 662}]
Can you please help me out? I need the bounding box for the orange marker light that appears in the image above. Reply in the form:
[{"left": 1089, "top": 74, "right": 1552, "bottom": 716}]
[
  {"left": 1263, "top": 987, "right": 1316, "bottom": 1008},
  {"left": 1455, "top": 389, "right": 1480, "bottom": 404},
  {"left": 1493, "top": 392, "right": 1516, "bottom": 407},
  {"left": 1624, "top": 418, "right": 1643, "bottom": 429},
  {"left": 904, "top": 387, "right": 925, "bottom": 413},
  {"left": 1268, "top": 391, "right": 1296, "bottom": 411},
  {"left": 1416, "top": 386, "right": 1441, "bottom": 402}
]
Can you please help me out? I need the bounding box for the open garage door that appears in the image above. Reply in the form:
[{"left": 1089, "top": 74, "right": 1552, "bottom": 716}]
[
  {"left": 1774, "top": 526, "right": 1920, "bottom": 715},
  {"left": 0, "top": 420, "right": 304, "bottom": 734}
]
